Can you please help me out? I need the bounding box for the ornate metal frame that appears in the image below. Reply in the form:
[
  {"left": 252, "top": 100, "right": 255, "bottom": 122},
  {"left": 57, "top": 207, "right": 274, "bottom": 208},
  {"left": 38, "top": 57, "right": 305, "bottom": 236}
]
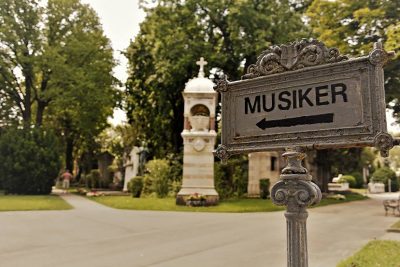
[{"left": 214, "top": 39, "right": 395, "bottom": 161}]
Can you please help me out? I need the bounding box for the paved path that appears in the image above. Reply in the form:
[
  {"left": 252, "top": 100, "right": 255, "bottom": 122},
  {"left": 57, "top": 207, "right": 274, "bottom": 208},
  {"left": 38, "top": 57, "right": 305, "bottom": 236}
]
[{"left": 0, "top": 194, "right": 398, "bottom": 267}]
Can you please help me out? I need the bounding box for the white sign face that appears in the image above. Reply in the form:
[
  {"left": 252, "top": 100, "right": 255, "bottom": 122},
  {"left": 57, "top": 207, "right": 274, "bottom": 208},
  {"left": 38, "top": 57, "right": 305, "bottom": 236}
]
[
  {"left": 217, "top": 55, "right": 391, "bottom": 157},
  {"left": 235, "top": 77, "right": 361, "bottom": 137}
]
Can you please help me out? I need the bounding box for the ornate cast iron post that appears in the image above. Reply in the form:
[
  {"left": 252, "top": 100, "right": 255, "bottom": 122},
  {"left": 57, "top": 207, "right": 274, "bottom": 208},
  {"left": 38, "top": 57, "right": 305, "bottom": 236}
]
[
  {"left": 214, "top": 39, "right": 395, "bottom": 267},
  {"left": 271, "top": 148, "right": 321, "bottom": 267}
]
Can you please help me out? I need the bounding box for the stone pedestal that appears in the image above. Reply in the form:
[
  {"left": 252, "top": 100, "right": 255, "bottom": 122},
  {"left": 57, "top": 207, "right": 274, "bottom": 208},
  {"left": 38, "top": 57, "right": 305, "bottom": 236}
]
[
  {"left": 368, "top": 182, "right": 385, "bottom": 193},
  {"left": 177, "top": 131, "right": 218, "bottom": 205}
]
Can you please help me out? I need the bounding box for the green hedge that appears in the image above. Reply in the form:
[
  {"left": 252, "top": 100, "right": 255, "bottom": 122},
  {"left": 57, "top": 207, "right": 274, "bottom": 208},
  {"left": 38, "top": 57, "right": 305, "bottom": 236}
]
[
  {"left": 214, "top": 155, "right": 248, "bottom": 199},
  {"left": 339, "top": 175, "right": 357, "bottom": 188},
  {"left": 143, "top": 159, "right": 171, "bottom": 198},
  {"left": 128, "top": 176, "right": 143, "bottom": 198},
  {"left": 259, "top": 179, "right": 270, "bottom": 199},
  {"left": 0, "top": 127, "right": 61, "bottom": 195}
]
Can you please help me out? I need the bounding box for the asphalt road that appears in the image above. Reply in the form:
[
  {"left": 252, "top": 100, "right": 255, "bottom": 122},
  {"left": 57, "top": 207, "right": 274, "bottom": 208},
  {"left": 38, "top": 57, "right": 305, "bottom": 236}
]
[{"left": 0, "top": 193, "right": 398, "bottom": 267}]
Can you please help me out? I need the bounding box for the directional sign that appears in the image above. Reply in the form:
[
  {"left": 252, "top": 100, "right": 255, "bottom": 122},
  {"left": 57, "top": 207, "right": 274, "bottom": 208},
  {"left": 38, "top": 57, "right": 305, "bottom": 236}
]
[{"left": 214, "top": 40, "right": 395, "bottom": 160}]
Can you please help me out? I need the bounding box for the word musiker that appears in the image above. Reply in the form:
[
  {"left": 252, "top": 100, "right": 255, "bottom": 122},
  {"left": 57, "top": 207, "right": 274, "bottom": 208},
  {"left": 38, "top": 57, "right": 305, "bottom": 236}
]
[{"left": 244, "top": 83, "right": 348, "bottom": 114}]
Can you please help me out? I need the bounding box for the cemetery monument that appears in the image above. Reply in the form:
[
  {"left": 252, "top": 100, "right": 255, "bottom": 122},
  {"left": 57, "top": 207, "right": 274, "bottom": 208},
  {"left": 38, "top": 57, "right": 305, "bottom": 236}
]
[{"left": 176, "top": 57, "right": 219, "bottom": 205}]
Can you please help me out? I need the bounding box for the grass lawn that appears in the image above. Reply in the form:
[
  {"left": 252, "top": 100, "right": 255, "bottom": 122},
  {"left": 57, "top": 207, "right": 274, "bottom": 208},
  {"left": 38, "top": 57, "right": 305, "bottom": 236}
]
[
  {"left": 337, "top": 240, "right": 400, "bottom": 267},
  {"left": 0, "top": 195, "right": 73, "bottom": 211},
  {"left": 313, "top": 193, "right": 367, "bottom": 208},
  {"left": 89, "top": 192, "right": 367, "bottom": 213}
]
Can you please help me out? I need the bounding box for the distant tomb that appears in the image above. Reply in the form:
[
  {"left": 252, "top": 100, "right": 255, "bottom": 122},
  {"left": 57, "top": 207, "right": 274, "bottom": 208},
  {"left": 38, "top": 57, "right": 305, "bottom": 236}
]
[
  {"left": 368, "top": 182, "right": 385, "bottom": 194},
  {"left": 328, "top": 174, "right": 349, "bottom": 192}
]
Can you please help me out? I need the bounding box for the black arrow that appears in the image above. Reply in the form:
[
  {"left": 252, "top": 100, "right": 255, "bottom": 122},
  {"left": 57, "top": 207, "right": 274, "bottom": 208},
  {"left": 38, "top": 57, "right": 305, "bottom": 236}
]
[{"left": 256, "top": 113, "right": 334, "bottom": 130}]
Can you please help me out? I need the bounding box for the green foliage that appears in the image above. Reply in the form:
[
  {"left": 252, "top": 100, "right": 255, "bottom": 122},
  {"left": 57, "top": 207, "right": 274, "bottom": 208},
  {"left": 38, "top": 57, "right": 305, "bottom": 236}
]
[
  {"left": 316, "top": 147, "right": 375, "bottom": 192},
  {"left": 141, "top": 174, "right": 153, "bottom": 196},
  {"left": 89, "top": 192, "right": 367, "bottom": 212},
  {"left": 82, "top": 169, "right": 103, "bottom": 189},
  {"left": 350, "top": 172, "right": 364, "bottom": 188},
  {"left": 128, "top": 177, "right": 144, "bottom": 198},
  {"left": 214, "top": 155, "right": 248, "bottom": 199},
  {"left": 371, "top": 167, "right": 399, "bottom": 192},
  {"left": 142, "top": 159, "right": 171, "bottom": 198},
  {"left": 0, "top": 195, "right": 72, "bottom": 211},
  {"left": 337, "top": 240, "right": 400, "bottom": 267},
  {"left": 338, "top": 175, "right": 357, "bottom": 188},
  {"left": 0, "top": 127, "right": 61, "bottom": 195},
  {"left": 259, "top": 179, "right": 270, "bottom": 199},
  {"left": 307, "top": 0, "right": 400, "bottom": 122},
  {"left": 126, "top": 0, "right": 308, "bottom": 158},
  {"left": 0, "top": 0, "right": 117, "bottom": 172}
]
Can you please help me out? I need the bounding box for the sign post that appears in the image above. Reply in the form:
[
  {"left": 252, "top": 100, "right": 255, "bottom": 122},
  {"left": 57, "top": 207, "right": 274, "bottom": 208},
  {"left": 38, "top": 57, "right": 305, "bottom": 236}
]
[{"left": 214, "top": 39, "right": 395, "bottom": 267}]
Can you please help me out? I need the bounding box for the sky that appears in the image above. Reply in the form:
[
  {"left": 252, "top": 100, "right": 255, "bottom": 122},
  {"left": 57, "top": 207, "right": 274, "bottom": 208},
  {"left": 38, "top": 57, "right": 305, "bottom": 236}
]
[{"left": 81, "top": 0, "right": 400, "bottom": 134}]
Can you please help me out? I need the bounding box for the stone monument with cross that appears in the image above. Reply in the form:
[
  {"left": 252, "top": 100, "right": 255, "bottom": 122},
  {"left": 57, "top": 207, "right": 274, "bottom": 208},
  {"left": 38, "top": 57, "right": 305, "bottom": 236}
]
[{"left": 176, "top": 57, "right": 219, "bottom": 205}]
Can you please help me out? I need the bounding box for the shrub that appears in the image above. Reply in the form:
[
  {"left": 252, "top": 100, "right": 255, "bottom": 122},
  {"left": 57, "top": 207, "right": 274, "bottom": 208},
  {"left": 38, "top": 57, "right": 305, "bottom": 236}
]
[
  {"left": 170, "top": 180, "right": 182, "bottom": 197},
  {"left": 259, "top": 179, "right": 270, "bottom": 199},
  {"left": 338, "top": 175, "right": 357, "bottom": 188},
  {"left": 371, "top": 167, "right": 399, "bottom": 192},
  {"left": 128, "top": 176, "right": 143, "bottom": 198},
  {"left": 141, "top": 175, "right": 153, "bottom": 196},
  {"left": 143, "top": 159, "right": 171, "bottom": 198},
  {"left": 214, "top": 155, "right": 248, "bottom": 199},
  {"left": 0, "top": 127, "right": 61, "bottom": 195},
  {"left": 350, "top": 171, "right": 364, "bottom": 188}
]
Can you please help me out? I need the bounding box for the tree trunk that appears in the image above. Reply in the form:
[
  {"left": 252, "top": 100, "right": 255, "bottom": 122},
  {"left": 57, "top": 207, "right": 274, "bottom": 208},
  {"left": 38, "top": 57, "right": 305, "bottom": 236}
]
[
  {"left": 23, "top": 87, "right": 31, "bottom": 128},
  {"left": 35, "top": 101, "right": 46, "bottom": 126},
  {"left": 316, "top": 150, "right": 331, "bottom": 193},
  {"left": 65, "top": 136, "right": 74, "bottom": 172}
]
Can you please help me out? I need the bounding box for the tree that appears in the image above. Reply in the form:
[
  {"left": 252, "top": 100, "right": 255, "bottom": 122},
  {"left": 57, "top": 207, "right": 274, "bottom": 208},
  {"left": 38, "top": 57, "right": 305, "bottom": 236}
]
[
  {"left": 0, "top": 0, "right": 117, "bottom": 171},
  {"left": 306, "top": 0, "right": 400, "bottom": 119},
  {"left": 126, "top": 0, "right": 309, "bottom": 158},
  {"left": 305, "top": 0, "right": 399, "bottom": 190}
]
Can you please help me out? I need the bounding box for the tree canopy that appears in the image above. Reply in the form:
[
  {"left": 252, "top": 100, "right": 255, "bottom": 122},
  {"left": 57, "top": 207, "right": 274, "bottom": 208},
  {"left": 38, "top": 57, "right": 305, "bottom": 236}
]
[
  {"left": 0, "top": 0, "right": 117, "bottom": 171},
  {"left": 307, "top": 0, "right": 400, "bottom": 119},
  {"left": 126, "top": 0, "right": 309, "bottom": 157}
]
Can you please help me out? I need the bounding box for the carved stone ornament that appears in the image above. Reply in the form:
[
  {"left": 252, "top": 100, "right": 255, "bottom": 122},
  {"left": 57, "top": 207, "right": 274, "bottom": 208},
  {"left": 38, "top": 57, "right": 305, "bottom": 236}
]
[
  {"left": 271, "top": 180, "right": 322, "bottom": 207},
  {"left": 213, "top": 75, "right": 229, "bottom": 93},
  {"left": 215, "top": 144, "right": 230, "bottom": 163},
  {"left": 369, "top": 41, "right": 396, "bottom": 66},
  {"left": 374, "top": 132, "right": 394, "bottom": 157},
  {"left": 242, "top": 39, "right": 348, "bottom": 79},
  {"left": 271, "top": 150, "right": 322, "bottom": 208},
  {"left": 192, "top": 137, "right": 206, "bottom": 152}
]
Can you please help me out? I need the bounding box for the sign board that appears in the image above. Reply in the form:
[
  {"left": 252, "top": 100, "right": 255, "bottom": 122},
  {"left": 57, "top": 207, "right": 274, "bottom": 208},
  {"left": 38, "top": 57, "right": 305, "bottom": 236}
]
[{"left": 214, "top": 40, "right": 395, "bottom": 160}]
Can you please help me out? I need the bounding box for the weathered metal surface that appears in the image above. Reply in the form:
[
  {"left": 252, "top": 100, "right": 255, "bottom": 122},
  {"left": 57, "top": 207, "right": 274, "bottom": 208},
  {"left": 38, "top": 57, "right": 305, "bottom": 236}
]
[
  {"left": 242, "top": 39, "right": 348, "bottom": 79},
  {"left": 271, "top": 148, "right": 322, "bottom": 267},
  {"left": 214, "top": 40, "right": 395, "bottom": 159}
]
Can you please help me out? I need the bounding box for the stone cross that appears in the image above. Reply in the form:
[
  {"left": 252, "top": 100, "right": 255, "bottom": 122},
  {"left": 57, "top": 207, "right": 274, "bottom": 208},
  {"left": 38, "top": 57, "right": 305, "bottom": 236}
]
[{"left": 196, "top": 57, "right": 207, "bottom": 78}]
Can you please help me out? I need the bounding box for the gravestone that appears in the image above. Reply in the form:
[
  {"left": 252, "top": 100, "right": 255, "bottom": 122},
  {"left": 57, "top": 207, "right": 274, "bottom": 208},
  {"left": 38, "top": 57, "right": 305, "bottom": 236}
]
[{"left": 176, "top": 57, "right": 219, "bottom": 205}]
